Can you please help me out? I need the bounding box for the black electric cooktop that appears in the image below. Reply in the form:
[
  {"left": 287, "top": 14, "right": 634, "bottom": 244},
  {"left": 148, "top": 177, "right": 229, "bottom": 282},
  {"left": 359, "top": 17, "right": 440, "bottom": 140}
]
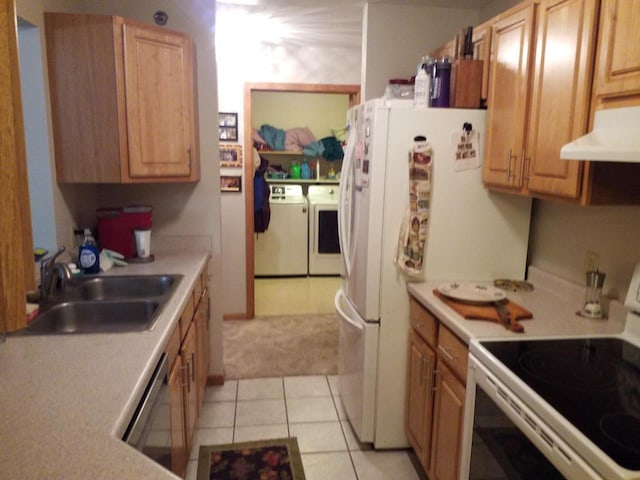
[{"left": 481, "top": 338, "right": 640, "bottom": 471}]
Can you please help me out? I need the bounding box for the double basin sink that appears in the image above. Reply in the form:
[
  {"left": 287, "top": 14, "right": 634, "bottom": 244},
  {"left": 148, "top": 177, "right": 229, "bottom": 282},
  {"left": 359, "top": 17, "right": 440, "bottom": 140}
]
[{"left": 20, "top": 275, "right": 183, "bottom": 335}]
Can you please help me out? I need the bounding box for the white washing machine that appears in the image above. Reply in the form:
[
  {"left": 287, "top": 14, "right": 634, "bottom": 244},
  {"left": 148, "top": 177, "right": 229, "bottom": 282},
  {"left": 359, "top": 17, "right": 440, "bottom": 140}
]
[
  {"left": 307, "top": 185, "right": 341, "bottom": 275},
  {"left": 255, "top": 184, "right": 309, "bottom": 276}
]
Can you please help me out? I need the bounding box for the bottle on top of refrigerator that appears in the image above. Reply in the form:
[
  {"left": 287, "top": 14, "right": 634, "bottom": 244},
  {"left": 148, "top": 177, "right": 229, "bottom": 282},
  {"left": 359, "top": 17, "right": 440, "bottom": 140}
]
[
  {"left": 413, "top": 57, "right": 430, "bottom": 108},
  {"left": 79, "top": 228, "right": 100, "bottom": 274}
]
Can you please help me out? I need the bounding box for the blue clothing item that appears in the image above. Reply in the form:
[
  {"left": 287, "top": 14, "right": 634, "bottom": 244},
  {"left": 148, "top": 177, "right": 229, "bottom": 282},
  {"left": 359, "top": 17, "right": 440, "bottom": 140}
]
[
  {"left": 259, "top": 124, "right": 286, "bottom": 151},
  {"left": 321, "top": 136, "right": 344, "bottom": 160},
  {"left": 302, "top": 141, "right": 325, "bottom": 157},
  {"left": 254, "top": 157, "right": 271, "bottom": 233}
]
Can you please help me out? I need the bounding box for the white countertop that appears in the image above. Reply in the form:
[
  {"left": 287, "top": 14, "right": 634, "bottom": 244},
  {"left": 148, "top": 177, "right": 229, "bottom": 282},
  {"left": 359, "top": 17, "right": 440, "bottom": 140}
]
[
  {"left": 407, "top": 266, "right": 628, "bottom": 344},
  {"left": 0, "top": 251, "right": 209, "bottom": 480}
]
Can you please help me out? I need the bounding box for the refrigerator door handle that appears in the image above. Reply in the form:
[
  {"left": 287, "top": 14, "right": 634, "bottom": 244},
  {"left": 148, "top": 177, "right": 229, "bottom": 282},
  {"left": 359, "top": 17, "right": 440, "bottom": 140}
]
[
  {"left": 334, "top": 290, "right": 363, "bottom": 331},
  {"left": 339, "top": 128, "right": 357, "bottom": 277}
]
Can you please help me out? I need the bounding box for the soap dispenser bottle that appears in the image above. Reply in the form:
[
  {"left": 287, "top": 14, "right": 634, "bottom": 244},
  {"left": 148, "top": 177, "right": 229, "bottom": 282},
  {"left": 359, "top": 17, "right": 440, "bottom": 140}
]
[{"left": 79, "top": 228, "right": 100, "bottom": 274}]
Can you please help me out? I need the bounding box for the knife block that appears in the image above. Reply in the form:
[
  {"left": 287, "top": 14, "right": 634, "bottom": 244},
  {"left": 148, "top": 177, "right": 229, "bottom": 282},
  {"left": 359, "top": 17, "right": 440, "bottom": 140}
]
[{"left": 450, "top": 59, "right": 483, "bottom": 108}]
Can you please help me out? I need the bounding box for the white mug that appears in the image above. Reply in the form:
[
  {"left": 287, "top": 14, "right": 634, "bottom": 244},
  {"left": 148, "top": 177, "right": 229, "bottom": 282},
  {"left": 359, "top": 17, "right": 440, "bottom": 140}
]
[{"left": 134, "top": 228, "right": 151, "bottom": 258}]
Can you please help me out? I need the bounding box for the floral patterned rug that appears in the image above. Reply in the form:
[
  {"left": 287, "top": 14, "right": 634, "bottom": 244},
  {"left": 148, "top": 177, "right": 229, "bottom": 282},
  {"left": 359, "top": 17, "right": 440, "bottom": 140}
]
[{"left": 197, "top": 437, "right": 306, "bottom": 480}]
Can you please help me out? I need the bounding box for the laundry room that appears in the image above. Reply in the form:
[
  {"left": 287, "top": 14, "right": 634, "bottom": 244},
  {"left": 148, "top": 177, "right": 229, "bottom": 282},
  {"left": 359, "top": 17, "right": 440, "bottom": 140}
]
[{"left": 221, "top": 84, "right": 359, "bottom": 318}]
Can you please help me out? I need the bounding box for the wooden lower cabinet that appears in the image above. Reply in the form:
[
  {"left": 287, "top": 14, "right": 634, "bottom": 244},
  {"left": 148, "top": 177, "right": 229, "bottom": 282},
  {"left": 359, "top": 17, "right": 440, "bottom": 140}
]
[
  {"left": 429, "top": 360, "right": 466, "bottom": 480},
  {"left": 406, "top": 330, "right": 436, "bottom": 472},
  {"left": 407, "top": 297, "right": 468, "bottom": 480},
  {"left": 195, "top": 287, "right": 210, "bottom": 407},
  {"left": 166, "top": 264, "right": 211, "bottom": 477},
  {"left": 182, "top": 322, "right": 199, "bottom": 450},
  {"left": 168, "top": 355, "right": 188, "bottom": 477}
]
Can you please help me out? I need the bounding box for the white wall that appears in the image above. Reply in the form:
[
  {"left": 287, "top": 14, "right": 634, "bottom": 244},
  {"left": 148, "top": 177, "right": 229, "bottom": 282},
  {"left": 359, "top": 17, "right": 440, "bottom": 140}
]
[
  {"left": 529, "top": 201, "right": 640, "bottom": 301},
  {"left": 216, "top": 1, "right": 482, "bottom": 316},
  {"left": 362, "top": 3, "right": 480, "bottom": 100},
  {"left": 16, "top": 0, "right": 224, "bottom": 377},
  {"left": 18, "top": 21, "right": 56, "bottom": 254},
  {"left": 479, "top": 0, "right": 520, "bottom": 22},
  {"left": 215, "top": 2, "right": 363, "bottom": 316}
]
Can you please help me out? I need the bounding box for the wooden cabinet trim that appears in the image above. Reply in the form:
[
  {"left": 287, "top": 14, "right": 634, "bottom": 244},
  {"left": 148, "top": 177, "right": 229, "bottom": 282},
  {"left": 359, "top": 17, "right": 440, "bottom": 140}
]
[{"left": 1, "top": 0, "right": 35, "bottom": 332}]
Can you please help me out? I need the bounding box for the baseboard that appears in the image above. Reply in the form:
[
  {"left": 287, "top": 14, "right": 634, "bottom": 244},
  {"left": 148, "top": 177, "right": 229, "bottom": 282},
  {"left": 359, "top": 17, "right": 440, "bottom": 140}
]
[
  {"left": 207, "top": 374, "right": 225, "bottom": 386},
  {"left": 223, "top": 312, "right": 251, "bottom": 320}
]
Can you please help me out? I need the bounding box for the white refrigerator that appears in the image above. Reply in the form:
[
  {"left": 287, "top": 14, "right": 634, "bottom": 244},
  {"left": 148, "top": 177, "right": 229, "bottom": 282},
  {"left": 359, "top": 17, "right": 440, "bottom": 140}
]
[{"left": 334, "top": 98, "right": 532, "bottom": 449}]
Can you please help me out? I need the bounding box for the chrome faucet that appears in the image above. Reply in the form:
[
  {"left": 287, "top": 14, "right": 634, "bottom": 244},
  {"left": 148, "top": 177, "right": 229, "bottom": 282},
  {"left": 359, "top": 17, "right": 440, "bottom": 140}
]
[{"left": 40, "top": 246, "right": 73, "bottom": 301}]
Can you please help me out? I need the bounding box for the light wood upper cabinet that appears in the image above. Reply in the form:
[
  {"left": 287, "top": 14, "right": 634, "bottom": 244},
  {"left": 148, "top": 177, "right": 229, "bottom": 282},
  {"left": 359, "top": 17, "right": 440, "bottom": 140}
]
[
  {"left": 1, "top": 0, "right": 35, "bottom": 333},
  {"left": 483, "top": 2, "right": 535, "bottom": 190},
  {"left": 428, "top": 37, "right": 458, "bottom": 60},
  {"left": 45, "top": 13, "right": 199, "bottom": 183},
  {"left": 483, "top": 0, "right": 598, "bottom": 201},
  {"left": 472, "top": 20, "right": 492, "bottom": 105},
  {"left": 594, "top": 0, "right": 640, "bottom": 102},
  {"left": 526, "top": 0, "right": 597, "bottom": 198}
]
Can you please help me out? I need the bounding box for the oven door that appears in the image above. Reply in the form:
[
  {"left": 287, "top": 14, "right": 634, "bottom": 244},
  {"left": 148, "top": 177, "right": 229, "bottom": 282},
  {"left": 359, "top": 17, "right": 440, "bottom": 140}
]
[{"left": 460, "top": 354, "right": 604, "bottom": 480}]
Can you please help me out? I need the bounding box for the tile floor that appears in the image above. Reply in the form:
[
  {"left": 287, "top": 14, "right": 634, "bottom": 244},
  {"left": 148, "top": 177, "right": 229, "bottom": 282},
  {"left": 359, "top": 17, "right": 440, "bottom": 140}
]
[
  {"left": 185, "top": 375, "right": 421, "bottom": 480},
  {"left": 254, "top": 277, "right": 341, "bottom": 316}
]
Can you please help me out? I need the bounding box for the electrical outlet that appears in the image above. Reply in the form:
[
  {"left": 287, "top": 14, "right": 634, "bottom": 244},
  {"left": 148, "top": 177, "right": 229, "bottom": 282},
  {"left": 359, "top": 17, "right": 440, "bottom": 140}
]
[{"left": 585, "top": 251, "right": 600, "bottom": 272}]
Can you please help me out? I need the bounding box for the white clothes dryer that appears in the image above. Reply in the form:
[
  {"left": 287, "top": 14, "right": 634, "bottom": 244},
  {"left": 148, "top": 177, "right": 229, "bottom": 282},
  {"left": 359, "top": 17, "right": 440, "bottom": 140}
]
[
  {"left": 307, "top": 185, "right": 341, "bottom": 275},
  {"left": 255, "top": 184, "right": 308, "bottom": 276}
]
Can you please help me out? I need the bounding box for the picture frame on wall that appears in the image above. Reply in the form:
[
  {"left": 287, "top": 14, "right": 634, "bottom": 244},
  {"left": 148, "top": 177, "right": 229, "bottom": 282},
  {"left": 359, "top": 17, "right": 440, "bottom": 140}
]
[
  {"left": 220, "top": 175, "right": 242, "bottom": 192},
  {"left": 219, "top": 112, "right": 238, "bottom": 141},
  {"left": 220, "top": 145, "right": 243, "bottom": 168}
]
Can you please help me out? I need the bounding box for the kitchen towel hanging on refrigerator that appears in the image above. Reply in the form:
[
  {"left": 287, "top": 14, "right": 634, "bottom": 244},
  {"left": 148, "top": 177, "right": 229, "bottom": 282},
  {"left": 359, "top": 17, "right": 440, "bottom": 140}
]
[{"left": 394, "top": 136, "right": 432, "bottom": 277}]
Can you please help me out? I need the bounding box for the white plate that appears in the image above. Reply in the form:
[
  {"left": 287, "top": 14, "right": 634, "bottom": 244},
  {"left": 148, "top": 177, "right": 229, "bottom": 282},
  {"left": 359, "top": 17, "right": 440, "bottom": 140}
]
[{"left": 438, "top": 282, "right": 507, "bottom": 303}]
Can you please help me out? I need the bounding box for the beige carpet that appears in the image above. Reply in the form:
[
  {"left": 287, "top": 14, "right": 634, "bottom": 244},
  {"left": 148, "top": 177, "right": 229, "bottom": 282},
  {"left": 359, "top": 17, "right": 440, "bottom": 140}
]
[{"left": 223, "top": 314, "right": 339, "bottom": 379}]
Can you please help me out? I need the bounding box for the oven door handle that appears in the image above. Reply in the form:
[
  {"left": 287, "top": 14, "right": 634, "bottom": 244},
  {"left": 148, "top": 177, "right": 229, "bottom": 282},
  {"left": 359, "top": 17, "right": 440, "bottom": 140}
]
[{"left": 122, "top": 353, "right": 168, "bottom": 446}]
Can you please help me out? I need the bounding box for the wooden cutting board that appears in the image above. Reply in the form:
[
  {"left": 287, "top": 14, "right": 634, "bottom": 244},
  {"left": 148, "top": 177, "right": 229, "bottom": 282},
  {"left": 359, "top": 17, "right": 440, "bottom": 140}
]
[{"left": 433, "top": 290, "right": 532, "bottom": 329}]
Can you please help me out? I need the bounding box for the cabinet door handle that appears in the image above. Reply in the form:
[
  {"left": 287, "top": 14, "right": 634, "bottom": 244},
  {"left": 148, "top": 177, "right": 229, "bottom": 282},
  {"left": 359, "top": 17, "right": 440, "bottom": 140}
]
[{"left": 432, "top": 369, "right": 439, "bottom": 392}]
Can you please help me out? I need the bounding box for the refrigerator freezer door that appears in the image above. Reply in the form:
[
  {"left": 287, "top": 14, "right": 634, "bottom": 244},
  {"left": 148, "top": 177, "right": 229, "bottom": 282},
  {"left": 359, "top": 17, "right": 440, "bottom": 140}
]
[
  {"left": 335, "top": 289, "right": 379, "bottom": 443},
  {"left": 340, "top": 99, "right": 389, "bottom": 322}
]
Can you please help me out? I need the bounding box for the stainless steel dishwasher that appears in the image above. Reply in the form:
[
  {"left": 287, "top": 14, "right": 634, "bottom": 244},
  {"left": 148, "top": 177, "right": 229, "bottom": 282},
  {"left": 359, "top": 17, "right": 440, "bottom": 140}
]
[{"left": 122, "top": 353, "right": 172, "bottom": 470}]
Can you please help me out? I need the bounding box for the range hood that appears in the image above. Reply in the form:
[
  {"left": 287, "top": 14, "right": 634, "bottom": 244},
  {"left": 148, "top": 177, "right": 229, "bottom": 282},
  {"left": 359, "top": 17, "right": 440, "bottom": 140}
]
[{"left": 560, "top": 106, "right": 640, "bottom": 162}]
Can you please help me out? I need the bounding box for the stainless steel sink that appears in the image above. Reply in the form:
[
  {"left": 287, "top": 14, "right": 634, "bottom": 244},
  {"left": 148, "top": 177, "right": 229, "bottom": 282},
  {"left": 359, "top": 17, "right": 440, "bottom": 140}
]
[
  {"left": 64, "top": 275, "right": 179, "bottom": 301},
  {"left": 24, "top": 300, "right": 162, "bottom": 334},
  {"left": 17, "top": 274, "right": 183, "bottom": 335}
]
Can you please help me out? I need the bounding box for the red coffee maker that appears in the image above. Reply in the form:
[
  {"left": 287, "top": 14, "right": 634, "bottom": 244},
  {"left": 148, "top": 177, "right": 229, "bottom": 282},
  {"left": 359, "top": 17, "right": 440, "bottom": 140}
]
[{"left": 97, "top": 205, "right": 152, "bottom": 259}]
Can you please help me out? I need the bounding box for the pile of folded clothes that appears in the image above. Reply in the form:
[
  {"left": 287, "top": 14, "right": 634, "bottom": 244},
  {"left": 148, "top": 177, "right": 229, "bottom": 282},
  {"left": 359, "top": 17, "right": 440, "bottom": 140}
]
[{"left": 253, "top": 124, "right": 344, "bottom": 160}]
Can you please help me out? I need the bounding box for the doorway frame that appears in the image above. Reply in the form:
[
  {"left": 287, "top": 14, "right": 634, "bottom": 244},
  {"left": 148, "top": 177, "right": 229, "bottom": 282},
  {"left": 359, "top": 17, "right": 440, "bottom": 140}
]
[{"left": 243, "top": 82, "right": 360, "bottom": 318}]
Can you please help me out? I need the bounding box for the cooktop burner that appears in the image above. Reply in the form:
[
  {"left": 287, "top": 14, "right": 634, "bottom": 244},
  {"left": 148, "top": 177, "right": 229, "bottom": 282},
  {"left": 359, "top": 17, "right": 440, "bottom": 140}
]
[
  {"left": 519, "top": 348, "right": 627, "bottom": 391},
  {"left": 481, "top": 338, "right": 640, "bottom": 471}
]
